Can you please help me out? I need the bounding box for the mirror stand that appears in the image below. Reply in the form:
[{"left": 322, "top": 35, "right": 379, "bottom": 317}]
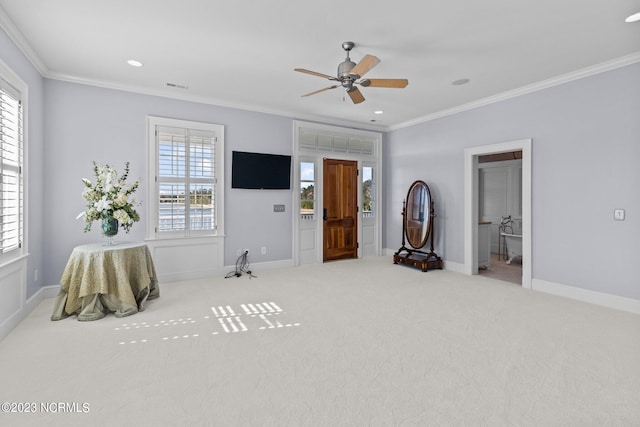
[{"left": 393, "top": 181, "right": 443, "bottom": 272}]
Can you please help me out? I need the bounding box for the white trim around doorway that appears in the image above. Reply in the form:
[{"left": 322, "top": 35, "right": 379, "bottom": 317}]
[
  {"left": 292, "top": 121, "right": 383, "bottom": 266},
  {"left": 464, "top": 139, "right": 532, "bottom": 288}
]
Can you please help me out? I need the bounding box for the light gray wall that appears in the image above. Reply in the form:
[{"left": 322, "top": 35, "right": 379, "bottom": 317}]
[
  {"left": 0, "top": 27, "right": 45, "bottom": 298},
  {"left": 386, "top": 63, "right": 640, "bottom": 300},
  {"left": 43, "top": 80, "right": 294, "bottom": 286},
  {"left": 4, "top": 19, "right": 638, "bottom": 302}
]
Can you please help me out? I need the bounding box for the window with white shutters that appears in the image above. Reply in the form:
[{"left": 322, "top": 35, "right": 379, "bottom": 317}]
[
  {"left": 0, "top": 76, "right": 23, "bottom": 261},
  {"left": 148, "top": 117, "right": 224, "bottom": 239}
]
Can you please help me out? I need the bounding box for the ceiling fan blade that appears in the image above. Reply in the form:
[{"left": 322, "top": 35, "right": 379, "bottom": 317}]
[
  {"left": 301, "top": 85, "right": 339, "bottom": 97},
  {"left": 360, "top": 78, "right": 408, "bottom": 88},
  {"left": 294, "top": 68, "right": 337, "bottom": 80},
  {"left": 347, "top": 87, "right": 365, "bottom": 104},
  {"left": 350, "top": 54, "right": 380, "bottom": 78}
]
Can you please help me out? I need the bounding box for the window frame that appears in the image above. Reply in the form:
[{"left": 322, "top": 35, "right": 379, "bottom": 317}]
[
  {"left": 0, "top": 60, "right": 26, "bottom": 265},
  {"left": 146, "top": 116, "right": 224, "bottom": 240}
]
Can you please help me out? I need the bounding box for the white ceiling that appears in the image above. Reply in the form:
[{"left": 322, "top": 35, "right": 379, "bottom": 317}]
[{"left": 1, "top": 0, "right": 639, "bottom": 130}]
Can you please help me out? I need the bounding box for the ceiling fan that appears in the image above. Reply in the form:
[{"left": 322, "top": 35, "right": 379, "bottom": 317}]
[{"left": 294, "top": 41, "right": 408, "bottom": 104}]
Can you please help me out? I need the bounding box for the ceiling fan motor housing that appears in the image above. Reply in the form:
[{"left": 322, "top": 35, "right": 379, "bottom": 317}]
[{"left": 338, "top": 59, "right": 357, "bottom": 87}]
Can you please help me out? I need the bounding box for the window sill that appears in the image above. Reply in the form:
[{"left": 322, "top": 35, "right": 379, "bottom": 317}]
[
  {"left": 145, "top": 234, "right": 225, "bottom": 243},
  {"left": 0, "top": 252, "right": 29, "bottom": 270}
]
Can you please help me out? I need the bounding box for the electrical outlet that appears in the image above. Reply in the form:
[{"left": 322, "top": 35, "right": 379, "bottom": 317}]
[
  {"left": 614, "top": 209, "right": 625, "bottom": 221},
  {"left": 273, "top": 204, "right": 285, "bottom": 212},
  {"left": 261, "top": 246, "right": 267, "bottom": 255},
  {"left": 244, "top": 248, "right": 249, "bottom": 255}
]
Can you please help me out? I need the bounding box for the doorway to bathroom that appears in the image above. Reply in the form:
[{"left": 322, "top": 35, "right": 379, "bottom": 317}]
[
  {"left": 464, "top": 139, "right": 532, "bottom": 289},
  {"left": 477, "top": 152, "right": 523, "bottom": 284}
]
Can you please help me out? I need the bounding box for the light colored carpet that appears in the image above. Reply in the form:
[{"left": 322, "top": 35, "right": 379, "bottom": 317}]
[{"left": 1, "top": 257, "right": 639, "bottom": 427}]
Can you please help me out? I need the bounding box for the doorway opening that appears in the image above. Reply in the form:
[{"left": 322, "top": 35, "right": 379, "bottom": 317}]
[
  {"left": 293, "top": 121, "right": 382, "bottom": 266},
  {"left": 477, "top": 151, "right": 523, "bottom": 284},
  {"left": 464, "top": 139, "right": 532, "bottom": 289}
]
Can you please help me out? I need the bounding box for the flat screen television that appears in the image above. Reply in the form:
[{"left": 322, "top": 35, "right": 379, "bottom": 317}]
[{"left": 231, "top": 151, "right": 292, "bottom": 190}]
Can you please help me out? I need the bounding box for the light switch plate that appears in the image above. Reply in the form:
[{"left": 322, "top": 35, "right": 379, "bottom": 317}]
[
  {"left": 273, "top": 204, "right": 285, "bottom": 213},
  {"left": 614, "top": 209, "right": 625, "bottom": 221}
]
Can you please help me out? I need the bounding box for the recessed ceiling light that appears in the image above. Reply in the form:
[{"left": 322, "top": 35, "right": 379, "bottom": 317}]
[
  {"left": 452, "top": 78, "right": 470, "bottom": 86},
  {"left": 374, "top": 110, "right": 384, "bottom": 115},
  {"left": 127, "top": 59, "right": 143, "bottom": 67},
  {"left": 625, "top": 12, "right": 640, "bottom": 22}
]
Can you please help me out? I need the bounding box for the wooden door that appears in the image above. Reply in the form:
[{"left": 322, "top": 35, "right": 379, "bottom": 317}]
[{"left": 323, "top": 158, "right": 358, "bottom": 261}]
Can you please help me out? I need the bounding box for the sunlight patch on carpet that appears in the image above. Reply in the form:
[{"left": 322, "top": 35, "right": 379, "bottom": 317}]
[{"left": 114, "top": 301, "right": 300, "bottom": 345}]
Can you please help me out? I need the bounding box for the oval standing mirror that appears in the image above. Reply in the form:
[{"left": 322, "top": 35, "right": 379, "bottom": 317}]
[
  {"left": 405, "top": 180, "right": 431, "bottom": 249},
  {"left": 393, "top": 180, "right": 442, "bottom": 272}
]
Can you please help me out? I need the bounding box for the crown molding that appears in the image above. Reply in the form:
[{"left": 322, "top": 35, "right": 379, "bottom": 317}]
[
  {"left": 1, "top": 3, "right": 637, "bottom": 134},
  {"left": 48, "top": 51, "right": 640, "bottom": 134},
  {"left": 0, "top": 6, "right": 48, "bottom": 75},
  {"left": 0, "top": 6, "right": 381, "bottom": 132},
  {"left": 40, "top": 51, "right": 640, "bottom": 134},
  {"left": 45, "top": 69, "right": 386, "bottom": 132},
  {"left": 388, "top": 52, "right": 640, "bottom": 132}
]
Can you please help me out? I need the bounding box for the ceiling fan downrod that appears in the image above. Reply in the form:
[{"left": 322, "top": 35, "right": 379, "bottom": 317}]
[{"left": 338, "top": 41, "right": 357, "bottom": 84}]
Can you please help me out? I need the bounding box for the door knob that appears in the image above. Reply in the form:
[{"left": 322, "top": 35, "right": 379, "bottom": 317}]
[{"left": 323, "top": 208, "right": 328, "bottom": 221}]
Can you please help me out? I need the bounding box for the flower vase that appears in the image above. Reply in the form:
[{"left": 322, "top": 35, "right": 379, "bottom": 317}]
[{"left": 101, "top": 216, "right": 119, "bottom": 246}]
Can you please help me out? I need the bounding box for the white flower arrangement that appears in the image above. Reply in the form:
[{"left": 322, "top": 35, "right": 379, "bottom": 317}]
[{"left": 77, "top": 161, "right": 141, "bottom": 233}]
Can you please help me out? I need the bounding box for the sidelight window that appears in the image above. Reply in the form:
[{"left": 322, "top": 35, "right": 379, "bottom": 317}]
[
  {"left": 362, "top": 166, "right": 374, "bottom": 218},
  {"left": 300, "top": 161, "right": 315, "bottom": 220}
]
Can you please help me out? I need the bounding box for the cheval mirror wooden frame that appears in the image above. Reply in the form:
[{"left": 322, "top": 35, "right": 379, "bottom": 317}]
[{"left": 393, "top": 180, "right": 443, "bottom": 272}]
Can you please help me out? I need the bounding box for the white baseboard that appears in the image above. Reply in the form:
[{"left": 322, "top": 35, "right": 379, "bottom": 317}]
[
  {"left": 442, "top": 260, "right": 466, "bottom": 274},
  {"left": 223, "top": 258, "right": 294, "bottom": 274},
  {"left": 158, "top": 268, "right": 228, "bottom": 283},
  {"left": 0, "top": 285, "right": 59, "bottom": 342},
  {"left": 0, "top": 310, "right": 23, "bottom": 342},
  {"left": 35, "top": 285, "right": 60, "bottom": 300},
  {"left": 159, "top": 259, "right": 295, "bottom": 283},
  {"left": 383, "top": 247, "right": 463, "bottom": 273},
  {"left": 383, "top": 246, "right": 638, "bottom": 314},
  {"left": 532, "top": 278, "right": 640, "bottom": 314}
]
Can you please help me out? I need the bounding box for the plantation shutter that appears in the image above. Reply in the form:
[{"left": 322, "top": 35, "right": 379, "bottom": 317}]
[
  {"left": 156, "top": 125, "right": 216, "bottom": 236},
  {"left": 0, "top": 78, "right": 23, "bottom": 255}
]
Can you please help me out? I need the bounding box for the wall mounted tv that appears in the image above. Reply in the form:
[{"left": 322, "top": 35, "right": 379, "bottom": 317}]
[{"left": 231, "top": 151, "right": 292, "bottom": 190}]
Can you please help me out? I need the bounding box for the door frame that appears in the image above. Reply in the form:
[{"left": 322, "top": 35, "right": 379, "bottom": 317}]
[
  {"left": 464, "top": 139, "right": 532, "bottom": 288},
  {"left": 292, "top": 121, "right": 382, "bottom": 266}
]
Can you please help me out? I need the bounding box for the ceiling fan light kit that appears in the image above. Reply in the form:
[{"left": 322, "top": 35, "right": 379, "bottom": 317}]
[{"left": 295, "top": 41, "right": 408, "bottom": 104}]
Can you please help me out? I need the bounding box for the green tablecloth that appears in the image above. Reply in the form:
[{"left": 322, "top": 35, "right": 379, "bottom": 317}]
[{"left": 51, "top": 242, "right": 160, "bottom": 321}]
